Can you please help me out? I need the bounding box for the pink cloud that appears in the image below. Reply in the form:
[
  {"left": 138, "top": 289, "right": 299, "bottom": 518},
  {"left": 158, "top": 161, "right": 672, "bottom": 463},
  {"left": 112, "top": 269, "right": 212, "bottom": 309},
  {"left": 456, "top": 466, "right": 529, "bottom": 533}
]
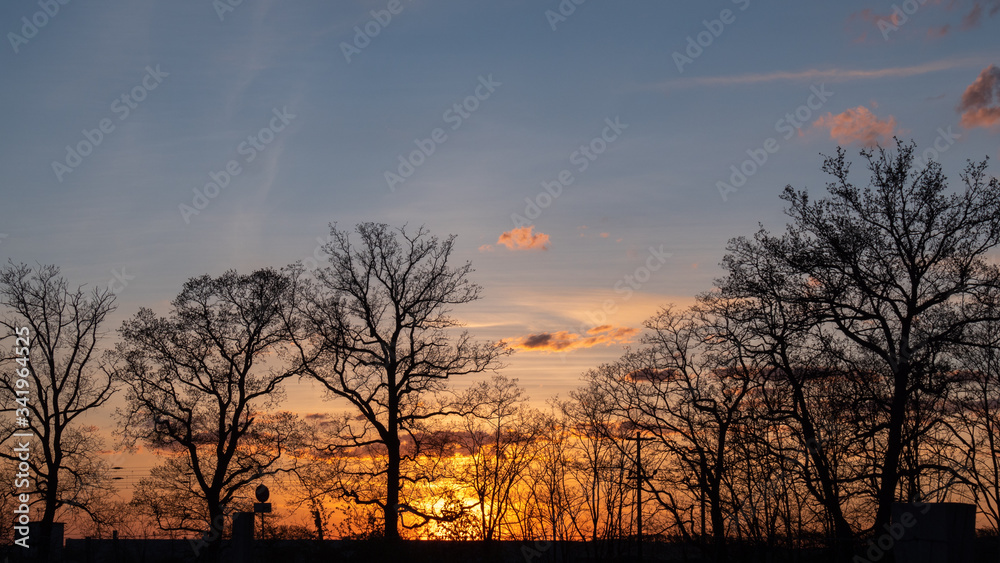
[
  {"left": 927, "top": 24, "right": 951, "bottom": 37},
  {"left": 847, "top": 1, "right": 997, "bottom": 41},
  {"left": 957, "top": 65, "right": 1000, "bottom": 129},
  {"left": 495, "top": 226, "right": 550, "bottom": 251},
  {"left": 961, "top": 2, "right": 984, "bottom": 27},
  {"left": 813, "top": 106, "right": 901, "bottom": 147},
  {"left": 849, "top": 8, "right": 902, "bottom": 26}
]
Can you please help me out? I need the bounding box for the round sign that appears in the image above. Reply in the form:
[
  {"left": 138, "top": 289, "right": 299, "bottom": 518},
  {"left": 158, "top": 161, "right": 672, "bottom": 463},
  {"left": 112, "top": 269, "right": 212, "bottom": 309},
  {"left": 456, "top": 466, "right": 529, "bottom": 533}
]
[{"left": 255, "top": 484, "right": 270, "bottom": 503}]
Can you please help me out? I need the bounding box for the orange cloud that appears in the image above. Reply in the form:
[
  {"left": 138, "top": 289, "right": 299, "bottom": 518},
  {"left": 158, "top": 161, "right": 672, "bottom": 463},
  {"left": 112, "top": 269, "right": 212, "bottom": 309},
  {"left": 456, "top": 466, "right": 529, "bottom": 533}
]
[
  {"left": 506, "top": 325, "right": 638, "bottom": 353},
  {"left": 813, "top": 106, "right": 900, "bottom": 147},
  {"left": 495, "top": 226, "right": 550, "bottom": 251},
  {"left": 958, "top": 65, "right": 1000, "bottom": 130}
]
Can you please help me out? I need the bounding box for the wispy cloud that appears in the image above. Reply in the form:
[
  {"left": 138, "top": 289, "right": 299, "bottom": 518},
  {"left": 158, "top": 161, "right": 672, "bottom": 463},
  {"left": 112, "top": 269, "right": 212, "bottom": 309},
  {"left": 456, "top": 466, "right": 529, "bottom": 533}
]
[
  {"left": 655, "top": 57, "right": 987, "bottom": 89},
  {"left": 847, "top": 0, "right": 996, "bottom": 41}
]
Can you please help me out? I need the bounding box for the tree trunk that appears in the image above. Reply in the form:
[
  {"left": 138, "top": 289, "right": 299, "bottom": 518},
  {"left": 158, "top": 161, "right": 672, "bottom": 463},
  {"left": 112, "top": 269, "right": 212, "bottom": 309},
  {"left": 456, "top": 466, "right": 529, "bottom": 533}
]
[
  {"left": 873, "top": 371, "right": 909, "bottom": 535},
  {"left": 39, "top": 466, "right": 59, "bottom": 562},
  {"left": 709, "top": 477, "right": 727, "bottom": 563},
  {"left": 792, "top": 381, "right": 855, "bottom": 545},
  {"left": 385, "top": 430, "right": 400, "bottom": 541},
  {"left": 198, "top": 495, "right": 225, "bottom": 562}
]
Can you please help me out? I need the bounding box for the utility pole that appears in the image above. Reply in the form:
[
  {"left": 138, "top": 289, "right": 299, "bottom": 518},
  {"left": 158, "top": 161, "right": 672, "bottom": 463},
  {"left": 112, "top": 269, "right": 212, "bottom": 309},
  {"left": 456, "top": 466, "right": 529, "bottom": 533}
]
[
  {"left": 632, "top": 432, "right": 656, "bottom": 563},
  {"left": 637, "top": 432, "right": 643, "bottom": 563}
]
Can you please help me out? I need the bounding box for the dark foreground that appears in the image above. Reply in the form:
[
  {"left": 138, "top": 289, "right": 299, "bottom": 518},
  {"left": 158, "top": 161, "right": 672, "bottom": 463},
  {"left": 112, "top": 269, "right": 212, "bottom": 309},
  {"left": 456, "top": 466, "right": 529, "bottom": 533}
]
[{"left": 2, "top": 536, "right": 999, "bottom": 563}]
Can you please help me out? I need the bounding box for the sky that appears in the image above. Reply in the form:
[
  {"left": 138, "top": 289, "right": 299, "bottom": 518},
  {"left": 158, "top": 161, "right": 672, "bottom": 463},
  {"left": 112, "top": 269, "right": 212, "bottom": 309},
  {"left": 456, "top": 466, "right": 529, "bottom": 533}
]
[{"left": 1, "top": 0, "right": 999, "bottom": 479}]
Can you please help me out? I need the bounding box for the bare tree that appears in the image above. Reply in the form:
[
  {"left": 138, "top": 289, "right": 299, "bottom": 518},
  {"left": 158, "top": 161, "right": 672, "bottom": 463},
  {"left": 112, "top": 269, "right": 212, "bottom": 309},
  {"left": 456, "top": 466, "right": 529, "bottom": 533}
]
[
  {"left": 700, "top": 276, "right": 869, "bottom": 548},
  {"left": 716, "top": 140, "right": 1000, "bottom": 534},
  {"left": 949, "top": 317, "right": 1000, "bottom": 536},
  {"left": 284, "top": 413, "right": 349, "bottom": 540},
  {"left": 561, "top": 384, "right": 635, "bottom": 559},
  {"left": 0, "top": 262, "right": 117, "bottom": 554},
  {"left": 451, "top": 374, "right": 544, "bottom": 541},
  {"left": 109, "top": 269, "right": 302, "bottom": 556},
  {"left": 523, "top": 407, "right": 583, "bottom": 542},
  {"left": 582, "top": 305, "right": 759, "bottom": 561},
  {"left": 287, "top": 223, "right": 508, "bottom": 541}
]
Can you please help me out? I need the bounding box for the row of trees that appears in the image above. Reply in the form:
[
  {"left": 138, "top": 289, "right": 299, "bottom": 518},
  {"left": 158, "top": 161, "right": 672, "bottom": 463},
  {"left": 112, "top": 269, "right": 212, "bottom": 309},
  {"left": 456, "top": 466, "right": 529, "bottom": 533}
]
[
  {"left": 2, "top": 141, "right": 999, "bottom": 560},
  {"left": 0, "top": 222, "right": 509, "bottom": 557}
]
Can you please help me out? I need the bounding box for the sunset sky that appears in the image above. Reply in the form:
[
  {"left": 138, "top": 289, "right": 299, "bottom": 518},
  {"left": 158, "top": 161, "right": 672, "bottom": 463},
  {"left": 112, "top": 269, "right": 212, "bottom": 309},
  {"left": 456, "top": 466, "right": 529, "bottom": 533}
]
[{"left": 2, "top": 0, "right": 999, "bottom": 453}]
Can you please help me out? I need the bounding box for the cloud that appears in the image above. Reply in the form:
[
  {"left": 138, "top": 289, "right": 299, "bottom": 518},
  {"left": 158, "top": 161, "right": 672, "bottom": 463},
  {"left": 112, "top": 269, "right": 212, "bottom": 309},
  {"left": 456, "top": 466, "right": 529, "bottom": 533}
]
[
  {"left": 626, "top": 367, "right": 675, "bottom": 383},
  {"left": 927, "top": 24, "right": 951, "bottom": 37},
  {"left": 849, "top": 1, "right": 996, "bottom": 40},
  {"left": 493, "top": 226, "right": 550, "bottom": 251},
  {"left": 845, "top": 8, "right": 894, "bottom": 42},
  {"left": 961, "top": 2, "right": 984, "bottom": 27},
  {"left": 813, "top": 106, "right": 901, "bottom": 147},
  {"left": 957, "top": 65, "right": 1000, "bottom": 129},
  {"left": 506, "top": 325, "right": 638, "bottom": 353},
  {"left": 655, "top": 57, "right": 986, "bottom": 90},
  {"left": 849, "top": 8, "right": 903, "bottom": 26}
]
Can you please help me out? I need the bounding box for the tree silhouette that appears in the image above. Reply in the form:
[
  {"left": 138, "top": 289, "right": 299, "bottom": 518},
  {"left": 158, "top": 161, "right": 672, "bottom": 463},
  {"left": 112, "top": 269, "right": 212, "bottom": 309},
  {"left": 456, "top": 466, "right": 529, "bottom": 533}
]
[
  {"left": 582, "top": 305, "right": 758, "bottom": 560},
  {"left": 949, "top": 316, "right": 1000, "bottom": 536},
  {"left": 451, "top": 374, "right": 545, "bottom": 541},
  {"left": 287, "top": 222, "right": 509, "bottom": 541},
  {"left": 0, "top": 262, "right": 118, "bottom": 557},
  {"left": 716, "top": 140, "right": 1000, "bottom": 536},
  {"left": 110, "top": 269, "right": 301, "bottom": 557}
]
